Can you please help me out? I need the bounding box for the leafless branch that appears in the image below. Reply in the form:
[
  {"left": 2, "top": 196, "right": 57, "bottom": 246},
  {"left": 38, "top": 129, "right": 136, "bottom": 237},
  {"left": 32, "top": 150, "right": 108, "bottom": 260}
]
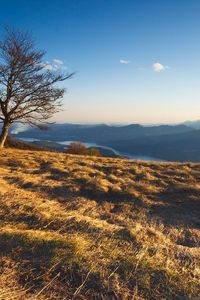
[{"left": 0, "top": 27, "right": 74, "bottom": 146}]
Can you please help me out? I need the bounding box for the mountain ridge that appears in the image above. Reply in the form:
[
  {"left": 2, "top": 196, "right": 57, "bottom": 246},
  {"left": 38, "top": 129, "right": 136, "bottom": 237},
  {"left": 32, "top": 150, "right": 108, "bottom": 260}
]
[
  {"left": 12, "top": 122, "right": 193, "bottom": 142},
  {"left": 11, "top": 122, "right": 199, "bottom": 162}
]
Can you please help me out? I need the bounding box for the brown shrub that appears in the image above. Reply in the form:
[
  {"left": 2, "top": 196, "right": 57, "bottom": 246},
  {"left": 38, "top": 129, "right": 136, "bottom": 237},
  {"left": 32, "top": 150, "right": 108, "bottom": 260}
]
[{"left": 66, "top": 142, "right": 101, "bottom": 157}]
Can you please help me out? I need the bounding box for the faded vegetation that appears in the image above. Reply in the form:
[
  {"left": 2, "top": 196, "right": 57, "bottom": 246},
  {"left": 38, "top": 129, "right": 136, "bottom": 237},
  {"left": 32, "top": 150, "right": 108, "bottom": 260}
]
[
  {"left": 66, "top": 142, "right": 101, "bottom": 157},
  {"left": 0, "top": 148, "right": 199, "bottom": 299}
]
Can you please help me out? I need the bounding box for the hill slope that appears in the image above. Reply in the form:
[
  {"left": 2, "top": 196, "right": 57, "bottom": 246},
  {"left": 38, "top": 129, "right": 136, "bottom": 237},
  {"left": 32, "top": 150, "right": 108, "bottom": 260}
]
[
  {"left": 0, "top": 149, "right": 199, "bottom": 299},
  {"left": 105, "top": 129, "right": 200, "bottom": 162},
  {"left": 4, "top": 136, "right": 48, "bottom": 151}
]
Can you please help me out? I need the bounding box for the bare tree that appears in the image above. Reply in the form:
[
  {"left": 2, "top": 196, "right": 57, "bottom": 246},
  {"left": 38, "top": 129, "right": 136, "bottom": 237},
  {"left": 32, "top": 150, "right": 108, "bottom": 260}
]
[{"left": 0, "top": 28, "right": 74, "bottom": 148}]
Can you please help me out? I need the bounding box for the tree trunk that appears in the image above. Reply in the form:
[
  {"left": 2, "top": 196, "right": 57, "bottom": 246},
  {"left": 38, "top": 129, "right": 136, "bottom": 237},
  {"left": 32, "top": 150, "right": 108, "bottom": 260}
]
[{"left": 0, "top": 122, "right": 10, "bottom": 148}]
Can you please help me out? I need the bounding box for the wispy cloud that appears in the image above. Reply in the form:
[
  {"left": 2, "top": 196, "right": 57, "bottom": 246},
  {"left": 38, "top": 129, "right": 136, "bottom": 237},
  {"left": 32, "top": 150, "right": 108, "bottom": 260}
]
[
  {"left": 152, "top": 62, "right": 168, "bottom": 72},
  {"left": 53, "top": 59, "right": 64, "bottom": 65},
  {"left": 39, "top": 59, "right": 66, "bottom": 71},
  {"left": 120, "top": 59, "right": 131, "bottom": 65},
  {"left": 39, "top": 63, "right": 56, "bottom": 71},
  {"left": 11, "top": 123, "right": 29, "bottom": 134}
]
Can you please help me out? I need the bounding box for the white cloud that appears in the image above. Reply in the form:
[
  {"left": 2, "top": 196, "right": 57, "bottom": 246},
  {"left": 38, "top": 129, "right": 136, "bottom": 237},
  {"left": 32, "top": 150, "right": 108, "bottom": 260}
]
[
  {"left": 53, "top": 59, "right": 64, "bottom": 65},
  {"left": 120, "top": 59, "right": 131, "bottom": 65},
  {"left": 39, "top": 59, "right": 66, "bottom": 71},
  {"left": 153, "top": 62, "right": 167, "bottom": 72},
  {"left": 39, "top": 63, "right": 55, "bottom": 71}
]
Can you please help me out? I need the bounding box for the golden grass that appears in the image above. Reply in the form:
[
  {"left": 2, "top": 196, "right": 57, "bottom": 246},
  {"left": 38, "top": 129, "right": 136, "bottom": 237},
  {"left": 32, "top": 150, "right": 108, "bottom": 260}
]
[{"left": 0, "top": 148, "right": 199, "bottom": 299}]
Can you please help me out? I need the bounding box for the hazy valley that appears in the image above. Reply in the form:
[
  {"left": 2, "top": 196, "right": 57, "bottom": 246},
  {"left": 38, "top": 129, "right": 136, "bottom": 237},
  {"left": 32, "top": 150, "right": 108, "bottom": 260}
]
[{"left": 11, "top": 122, "right": 200, "bottom": 162}]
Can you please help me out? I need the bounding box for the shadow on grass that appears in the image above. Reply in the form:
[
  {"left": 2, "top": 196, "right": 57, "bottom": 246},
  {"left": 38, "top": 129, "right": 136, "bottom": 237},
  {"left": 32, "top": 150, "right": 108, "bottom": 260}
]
[
  {"left": 6, "top": 160, "right": 145, "bottom": 207},
  {"left": 148, "top": 184, "right": 200, "bottom": 229},
  {"left": 5, "top": 162, "right": 200, "bottom": 230},
  {"left": 0, "top": 231, "right": 83, "bottom": 296},
  {"left": 0, "top": 231, "right": 106, "bottom": 298}
]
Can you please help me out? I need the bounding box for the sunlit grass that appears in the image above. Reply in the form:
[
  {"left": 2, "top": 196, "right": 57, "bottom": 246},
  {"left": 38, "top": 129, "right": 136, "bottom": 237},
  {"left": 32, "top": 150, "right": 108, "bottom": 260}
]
[{"left": 0, "top": 148, "right": 199, "bottom": 299}]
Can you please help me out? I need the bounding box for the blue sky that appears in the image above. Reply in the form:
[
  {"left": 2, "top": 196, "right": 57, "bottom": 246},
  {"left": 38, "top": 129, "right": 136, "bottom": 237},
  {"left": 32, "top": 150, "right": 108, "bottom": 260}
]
[{"left": 1, "top": 0, "right": 200, "bottom": 124}]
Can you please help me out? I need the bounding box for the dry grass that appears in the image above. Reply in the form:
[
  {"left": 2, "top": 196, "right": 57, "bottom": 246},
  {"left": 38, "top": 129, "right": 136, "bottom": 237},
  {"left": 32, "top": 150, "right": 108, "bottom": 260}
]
[{"left": 0, "top": 148, "right": 199, "bottom": 299}]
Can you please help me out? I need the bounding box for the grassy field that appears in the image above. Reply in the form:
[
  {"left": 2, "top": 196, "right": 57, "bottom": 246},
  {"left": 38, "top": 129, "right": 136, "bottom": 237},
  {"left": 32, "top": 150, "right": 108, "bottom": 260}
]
[{"left": 0, "top": 148, "right": 199, "bottom": 299}]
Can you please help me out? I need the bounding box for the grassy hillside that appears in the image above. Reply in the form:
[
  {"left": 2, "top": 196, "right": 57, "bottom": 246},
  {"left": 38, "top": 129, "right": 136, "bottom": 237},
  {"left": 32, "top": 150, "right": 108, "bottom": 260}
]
[
  {"left": 5, "top": 136, "right": 48, "bottom": 152},
  {"left": 0, "top": 149, "right": 199, "bottom": 299}
]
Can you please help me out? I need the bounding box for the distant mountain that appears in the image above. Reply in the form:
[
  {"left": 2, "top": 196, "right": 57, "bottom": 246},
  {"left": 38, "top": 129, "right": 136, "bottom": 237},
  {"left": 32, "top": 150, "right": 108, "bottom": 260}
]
[
  {"left": 9, "top": 122, "right": 200, "bottom": 161},
  {"left": 182, "top": 120, "right": 200, "bottom": 129},
  {"left": 105, "top": 130, "right": 200, "bottom": 162},
  {"left": 12, "top": 123, "right": 194, "bottom": 143}
]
